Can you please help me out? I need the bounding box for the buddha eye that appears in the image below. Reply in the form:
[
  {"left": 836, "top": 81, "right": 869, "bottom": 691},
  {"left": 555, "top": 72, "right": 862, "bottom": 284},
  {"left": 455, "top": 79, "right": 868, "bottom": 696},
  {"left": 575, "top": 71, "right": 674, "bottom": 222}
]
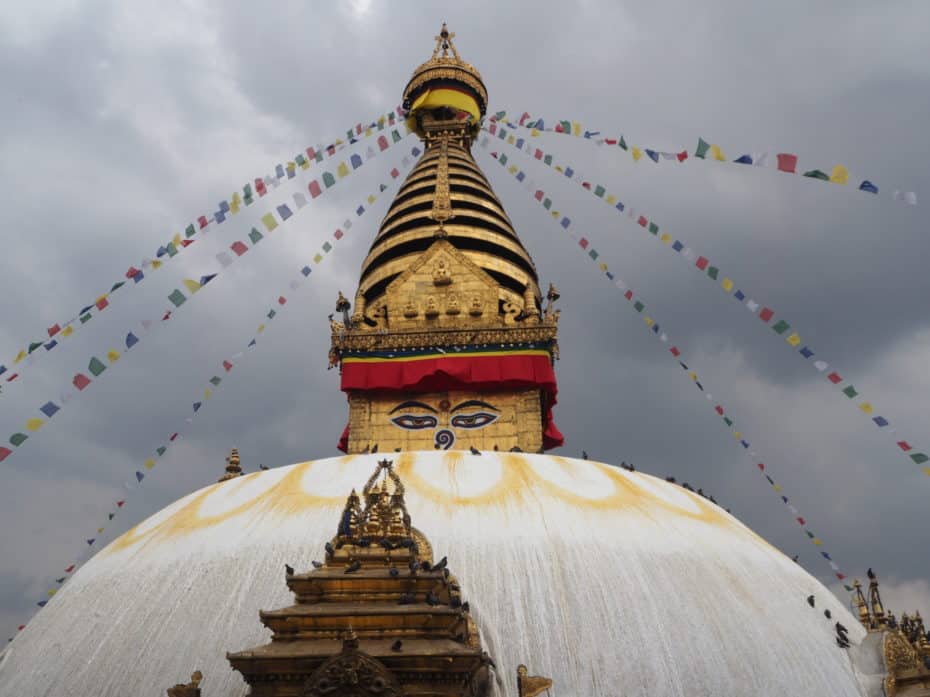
[
  {"left": 391, "top": 414, "right": 438, "bottom": 430},
  {"left": 450, "top": 412, "right": 498, "bottom": 429}
]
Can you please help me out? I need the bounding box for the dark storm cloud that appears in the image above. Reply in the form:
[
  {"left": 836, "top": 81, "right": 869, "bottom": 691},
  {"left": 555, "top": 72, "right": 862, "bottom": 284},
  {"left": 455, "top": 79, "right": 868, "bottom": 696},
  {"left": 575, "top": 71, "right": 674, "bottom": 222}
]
[{"left": 1, "top": 0, "right": 929, "bottom": 637}]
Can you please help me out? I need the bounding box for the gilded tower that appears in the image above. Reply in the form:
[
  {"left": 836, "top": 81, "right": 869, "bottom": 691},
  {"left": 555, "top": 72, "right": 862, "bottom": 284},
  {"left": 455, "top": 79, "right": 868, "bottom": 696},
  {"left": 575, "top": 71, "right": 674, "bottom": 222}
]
[{"left": 330, "top": 25, "right": 563, "bottom": 454}]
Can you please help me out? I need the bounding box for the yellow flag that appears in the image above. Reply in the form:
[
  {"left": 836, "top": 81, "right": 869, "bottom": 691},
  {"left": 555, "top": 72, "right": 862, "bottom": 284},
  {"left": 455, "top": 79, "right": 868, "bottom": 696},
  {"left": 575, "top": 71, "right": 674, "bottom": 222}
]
[
  {"left": 598, "top": 262, "right": 608, "bottom": 272},
  {"left": 859, "top": 402, "right": 874, "bottom": 414},
  {"left": 257, "top": 324, "right": 265, "bottom": 334},
  {"left": 313, "top": 254, "right": 323, "bottom": 264},
  {"left": 230, "top": 199, "right": 240, "bottom": 214},
  {"left": 773, "top": 484, "right": 783, "bottom": 493},
  {"left": 689, "top": 372, "right": 698, "bottom": 382},
  {"left": 61, "top": 326, "right": 74, "bottom": 337},
  {"left": 812, "top": 538, "right": 823, "bottom": 546},
  {"left": 644, "top": 316, "right": 653, "bottom": 326},
  {"left": 97, "top": 527, "right": 104, "bottom": 534},
  {"left": 47, "top": 589, "right": 57, "bottom": 597},
  {"left": 551, "top": 211, "right": 559, "bottom": 219},
  {"left": 299, "top": 159, "right": 310, "bottom": 170},
  {"left": 786, "top": 333, "right": 802, "bottom": 347},
  {"left": 204, "top": 388, "right": 212, "bottom": 400},
  {"left": 96, "top": 294, "right": 108, "bottom": 304},
  {"left": 14, "top": 350, "right": 26, "bottom": 364},
  {"left": 721, "top": 278, "right": 734, "bottom": 292},
  {"left": 830, "top": 165, "right": 849, "bottom": 185},
  {"left": 107, "top": 349, "right": 120, "bottom": 363},
  {"left": 334, "top": 138, "right": 344, "bottom": 146},
  {"left": 364, "top": 127, "right": 372, "bottom": 137},
  {"left": 530, "top": 128, "right": 540, "bottom": 137},
  {"left": 261, "top": 213, "right": 278, "bottom": 231},
  {"left": 922, "top": 467, "right": 930, "bottom": 477},
  {"left": 507, "top": 165, "right": 517, "bottom": 174},
  {"left": 572, "top": 121, "right": 582, "bottom": 137},
  {"left": 507, "top": 135, "right": 515, "bottom": 145},
  {"left": 367, "top": 194, "right": 376, "bottom": 205},
  {"left": 183, "top": 279, "right": 202, "bottom": 294},
  {"left": 171, "top": 233, "right": 182, "bottom": 248},
  {"left": 144, "top": 458, "right": 156, "bottom": 469},
  {"left": 660, "top": 233, "right": 672, "bottom": 244},
  {"left": 733, "top": 431, "right": 742, "bottom": 440},
  {"left": 231, "top": 192, "right": 241, "bottom": 205},
  {"left": 151, "top": 260, "right": 163, "bottom": 269},
  {"left": 632, "top": 147, "right": 642, "bottom": 162},
  {"left": 26, "top": 418, "right": 44, "bottom": 432},
  {"left": 606, "top": 195, "right": 617, "bottom": 205},
  {"left": 711, "top": 144, "right": 727, "bottom": 161},
  {"left": 554, "top": 165, "right": 564, "bottom": 173},
  {"left": 337, "top": 161, "right": 350, "bottom": 178}
]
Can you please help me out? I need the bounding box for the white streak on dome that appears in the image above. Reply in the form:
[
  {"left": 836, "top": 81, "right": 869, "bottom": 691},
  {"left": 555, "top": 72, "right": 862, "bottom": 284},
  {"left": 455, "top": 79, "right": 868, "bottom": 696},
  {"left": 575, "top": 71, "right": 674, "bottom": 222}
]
[
  {"left": 411, "top": 451, "right": 503, "bottom": 499},
  {"left": 197, "top": 468, "right": 290, "bottom": 518},
  {"left": 527, "top": 455, "right": 616, "bottom": 500},
  {"left": 631, "top": 471, "right": 704, "bottom": 514}
]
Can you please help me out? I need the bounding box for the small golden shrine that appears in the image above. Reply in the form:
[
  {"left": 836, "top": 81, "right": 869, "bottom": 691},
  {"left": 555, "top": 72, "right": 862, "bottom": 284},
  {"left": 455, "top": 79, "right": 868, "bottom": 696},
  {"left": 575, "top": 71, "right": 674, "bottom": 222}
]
[
  {"left": 328, "top": 24, "right": 563, "bottom": 456},
  {"left": 225, "top": 458, "right": 494, "bottom": 696},
  {"left": 218, "top": 448, "right": 244, "bottom": 483},
  {"left": 853, "top": 570, "right": 930, "bottom": 696}
]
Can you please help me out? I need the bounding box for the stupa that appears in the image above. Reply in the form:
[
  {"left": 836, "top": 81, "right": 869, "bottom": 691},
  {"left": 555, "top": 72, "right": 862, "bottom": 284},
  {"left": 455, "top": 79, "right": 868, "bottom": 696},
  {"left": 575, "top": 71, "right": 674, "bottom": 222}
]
[{"left": 3, "top": 24, "right": 924, "bottom": 697}]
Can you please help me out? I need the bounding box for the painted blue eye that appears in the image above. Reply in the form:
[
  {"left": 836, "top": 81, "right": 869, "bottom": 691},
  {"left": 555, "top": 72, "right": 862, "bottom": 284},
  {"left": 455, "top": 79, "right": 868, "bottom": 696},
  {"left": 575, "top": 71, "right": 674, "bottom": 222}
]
[
  {"left": 450, "top": 412, "right": 498, "bottom": 429},
  {"left": 391, "top": 414, "right": 438, "bottom": 430}
]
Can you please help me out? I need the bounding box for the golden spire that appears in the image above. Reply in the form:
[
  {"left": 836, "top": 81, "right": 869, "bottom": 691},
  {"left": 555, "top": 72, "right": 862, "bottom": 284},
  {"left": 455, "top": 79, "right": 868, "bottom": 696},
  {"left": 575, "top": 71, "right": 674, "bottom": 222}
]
[{"left": 218, "top": 448, "right": 243, "bottom": 483}]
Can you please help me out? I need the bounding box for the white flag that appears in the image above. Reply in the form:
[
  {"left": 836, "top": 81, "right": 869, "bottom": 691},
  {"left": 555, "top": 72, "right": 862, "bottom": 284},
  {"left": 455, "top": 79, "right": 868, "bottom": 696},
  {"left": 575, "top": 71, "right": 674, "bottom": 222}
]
[
  {"left": 746, "top": 300, "right": 760, "bottom": 313},
  {"left": 894, "top": 190, "right": 917, "bottom": 205},
  {"left": 813, "top": 360, "right": 829, "bottom": 372},
  {"left": 216, "top": 252, "right": 234, "bottom": 269}
]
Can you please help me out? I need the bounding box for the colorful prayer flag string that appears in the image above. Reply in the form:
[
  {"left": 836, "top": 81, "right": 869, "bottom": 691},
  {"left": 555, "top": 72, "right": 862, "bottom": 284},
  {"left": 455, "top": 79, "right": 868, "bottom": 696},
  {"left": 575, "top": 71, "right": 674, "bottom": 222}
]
[
  {"left": 0, "top": 136, "right": 415, "bottom": 466},
  {"left": 488, "top": 111, "right": 917, "bottom": 206},
  {"left": 479, "top": 138, "right": 853, "bottom": 588},
  {"left": 8, "top": 147, "right": 419, "bottom": 640},
  {"left": 0, "top": 108, "right": 411, "bottom": 397},
  {"left": 489, "top": 130, "right": 930, "bottom": 478}
]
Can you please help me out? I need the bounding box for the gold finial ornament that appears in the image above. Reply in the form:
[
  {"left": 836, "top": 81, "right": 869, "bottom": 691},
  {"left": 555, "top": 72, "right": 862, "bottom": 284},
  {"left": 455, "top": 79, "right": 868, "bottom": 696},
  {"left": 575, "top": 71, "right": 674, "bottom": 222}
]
[
  {"left": 218, "top": 448, "right": 243, "bottom": 483},
  {"left": 517, "top": 664, "right": 553, "bottom": 697},
  {"left": 166, "top": 670, "right": 203, "bottom": 697}
]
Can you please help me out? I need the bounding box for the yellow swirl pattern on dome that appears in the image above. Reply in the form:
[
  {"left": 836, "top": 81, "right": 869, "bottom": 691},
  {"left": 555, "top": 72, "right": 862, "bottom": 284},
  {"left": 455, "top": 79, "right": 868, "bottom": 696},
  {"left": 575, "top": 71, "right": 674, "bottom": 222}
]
[{"left": 107, "top": 453, "right": 743, "bottom": 554}]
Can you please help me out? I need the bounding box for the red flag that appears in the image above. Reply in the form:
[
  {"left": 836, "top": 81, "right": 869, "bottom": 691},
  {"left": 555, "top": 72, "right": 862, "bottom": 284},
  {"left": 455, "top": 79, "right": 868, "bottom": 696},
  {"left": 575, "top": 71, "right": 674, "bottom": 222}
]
[
  {"left": 624, "top": 290, "right": 634, "bottom": 301},
  {"left": 0, "top": 447, "right": 12, "bottom": 463},
  {"left": 604, "top": 139, "right": 617, "bottom": 145},
  {"left": 72, "top": 373, "right": 91, "bottom": 391},
  {"left": 637, "top": 216, "right": 648, "bottom": 227},
  {"left": 836, "top": 572, "right": 846, "bottom": 580},
  {"left": 65, "top": 564, "right": 76, "bottom": 572},
  {"left": 116, "top": 501, "right": 124, "bottom": 508},
  {"left": 582, "top": 182, "right": 591, "bottom": 190},
  {"left": 254, "top": 179, "right": 267, "bottom": 196},
  {"left": 490, "top": 152, "right": 498, "bottom": 159},
  {"left": 17, "top": 625, "right": 25, "bottom": 630},
  {"left": 326, "top": 144, "right": 336, "bottom": 156},
  {"left": 534, "top": 149, "right": 543, "bottom": 160},
  {"left": 757, "top": 463, "right": 765, "bottom": 471},
  {"left": 47, "top": 324, "right": 61, "bottom": 337},
  {"left": 758, "top": 308, "right": 774, "bottom": 322},
  {"left": 677, "top": 150, "right": 689, "bottom": 162},
  {"left": 180, "top": 239, "right": 194, "bottom": 247},
  {"left": 390, "top": 168, "right": 399, "bottom": 178},
  {"left": 534, "top": 190, "right": 544, "bottom": 201},
  {"left": 578, "top": 238, "right": 589, "bottom": 250},
  {"left": 377, "top": 135, "right": 389, "bottom": 151},
  {"left": 695, "top": 256, "right": 709, "bottom": 270},
  {"left": 278, "top": 296, "right": 286, "bottom": 305},
  {"left": 489, "top": 123, "right": 497, "bottom": 135},
  {"left": 669, "top": 346, "right": 681, "bottom": 357},
  {"left": 519, "top": 112, "right": 530, "bottom": 125},
  {"left": 334, "top": 229, "right": 344, "bottom": 240},
  {"left": 6, "top": 373, "right": 19, "bottom": 382},
  {"left": 776, "top": 153, "right": 798, "bottom": 173},
  {"left": 230, "top": 241, "right": 248, "bottom": 256},
  {"left": 715, "top": 405, "right": 724, "bottom": 415},
  {"left": 95, "top": 297, "right": 109, "bottom": 311},
  {"left": 827, "top": 372, "right": 843, "bottom": 384},
  {"left": 355, "top": 123, "right": 362, "bottom": 135},
  {"left": 223, "top": 360, "right": 233, "bottom": 372},
  {"left": 197, "top": 215, "right": 208, "bottom": 229},
  {"left": 169, "top": 432, "right": 179, "bottom": 441},
  {"left": 797, "top": 517, "right": 806, "bottom": 525},
  {"left": 125, "top": 266, "right": 141, "bottom": 279},
  {"left": 308, "top": 180, "right": 322, "bottom": 199},
  {"left": 305, "top": 147, "right": 316, "bottom": 160},
  {"left": 161, "top": 311, "right": 171, "bottom": 321},
  {"left": 897, "top": 440, "right": 913, "bottom": 452}
]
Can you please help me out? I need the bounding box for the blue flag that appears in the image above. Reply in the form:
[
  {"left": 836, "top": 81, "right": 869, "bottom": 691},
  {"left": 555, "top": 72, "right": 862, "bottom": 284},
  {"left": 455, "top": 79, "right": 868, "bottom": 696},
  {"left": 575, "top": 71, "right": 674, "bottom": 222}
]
[
  {"left": 799, "top": 346, "right": 814, "bottom": 358},
  {"left": 40, "top": 401, "right": 60, "bottom": 418},
  {"left": 873, "top": 416, "right": 889, "bottom": 427},
  {"left": 301, "top": 266, "right": 312, "bottom": 277},
  {"left": 125, "top": 332, "right": 139, "bottom": 349},
  {"left": 44, "top": 340, "right": 58, "bottom": 351},
  {"left": 859, "top": 180, "right": 878, "bottom": 194},
  {"left": 350, "top": 153, "right": 363, "bottom": 169},
  {"left": 645, "top": 149, "right": 659, "bottom": 163},
  {"left": 136, "top": 471, "right": 144, "bottom": 482},
  {"left": 275, "top": 164, "right": 285, "bottom": 179},
  {"left": 199, "top": 274, "right": 217, "bottom": 286},
  {"left": 192, "top": 401, "right": 202, "bottom": 413},
  {"left": 276, "top": 204, "right": 293, "bottom": 221}
]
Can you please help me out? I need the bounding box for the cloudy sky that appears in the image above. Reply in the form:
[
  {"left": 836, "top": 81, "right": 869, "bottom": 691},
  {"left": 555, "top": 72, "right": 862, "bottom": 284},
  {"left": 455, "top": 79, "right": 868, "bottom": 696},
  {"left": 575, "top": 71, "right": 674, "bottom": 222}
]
[{"left": 1, "top": 0, "right": 929, "bottom": 638}]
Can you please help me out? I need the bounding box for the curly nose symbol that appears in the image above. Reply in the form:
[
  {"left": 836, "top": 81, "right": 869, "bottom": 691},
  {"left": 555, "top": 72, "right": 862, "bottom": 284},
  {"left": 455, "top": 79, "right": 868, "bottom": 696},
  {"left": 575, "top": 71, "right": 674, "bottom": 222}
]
[{"left": 434, "top": 429, "right": 455, "bottom": 450}]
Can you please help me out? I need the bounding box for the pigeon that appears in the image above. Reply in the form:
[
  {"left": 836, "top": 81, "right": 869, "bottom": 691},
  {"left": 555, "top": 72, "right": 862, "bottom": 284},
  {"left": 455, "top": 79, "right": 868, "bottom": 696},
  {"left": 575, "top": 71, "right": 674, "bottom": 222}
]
[
  {"left": 806, "top": 595, "right": 815, "bottom": 608},
  {"left": 380, "top": 538, "right": 395, "bottom": 550},
  {"left": 509, "top": 446, "right": 523, "bottom": 453},
  {"left": 325, "top": 542, "right": 335, "bottom": 557},
  {"left": 665, "top": 476, "right": 676, "bottom": 483},
  {"left": 259, "top": 464, "right": 269, "bottom": 471},
  {"left": 709, "top": 496, "right": 717, "bottom": 505},
  {"left": 391, "top": 639, "right": 403, "bottom": 652},
  {"left": 683, "top": 483, "right": 693, "bottom": 491},
  {"left": 867, "top": 567, "right": 876, "bottom": 580},
  {"left": 425, "top": 591, "right": 441, "bottom": 606},
  {"left": 469, "top": 446, "right": 481, "bottom": 455},
  {"left": 433, "top": 556, "right": 448, "bottom": 572},
  {"left": 311, "top": 560, "right": 324, "bottom": 569},
  {"left": 697, "top": 488, "right": 705, "bottom": 497},
  {"left": 361, "top": 444, "right": 370, "bottom": 454},
  {"left": 461, "top": 601, "right": 470, "bottom": 613},
  {"left": 285, "top": 564, "right": 295, "bottom": 576},
  {"left": 493, "top": 444, "right": 499, "bottom": 451},
  {"left": 394, "top": 447, "right": 401, "bottom": 452},
  {"left": 357, "top": 537, "right": 372, "bottom": 548},
  {"left": 371, "top": 444, "right": 379, "bottom": 453},
  {"left": 836, "top": 622, "right": 849, "bottom": 636},
  {"left": 582, "top": 450, "right": 589, "bottom": 460},
  {"left": 55, "top": 577, "right": 66, "bottom": 584},
  {"left": 397, "top": 592, "right": 415, "bottom": 605},
  {"left": 408, "top": 559, "right": 419, "bottom": 575},
  {"left": 836, "top": 636, "right": 850, "bottom": 649},
  {"left": 389, "top": 567, "right": 399, "bottom": 578},
  {"left": 450, "top": 595, "right": 462, "bottom": 608},
  {"left": 420, "top": 560, "right": 432, "bottom": 571},
  {"left": 824, "top": 609, "right": 832, "bottom": 620},
  {"left": 344, "top": 560, "right": 362, "bottom": 574},
  {"left": 792, "top": 555, "right": 799, "bottom": 563}
]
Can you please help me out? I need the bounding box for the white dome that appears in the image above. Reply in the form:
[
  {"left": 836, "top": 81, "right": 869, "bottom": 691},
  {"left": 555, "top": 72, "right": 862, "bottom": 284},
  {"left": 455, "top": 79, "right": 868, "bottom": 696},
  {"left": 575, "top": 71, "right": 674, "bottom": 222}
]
[{"left": 0, "top": 452, "right": 869, "bottom": 696}]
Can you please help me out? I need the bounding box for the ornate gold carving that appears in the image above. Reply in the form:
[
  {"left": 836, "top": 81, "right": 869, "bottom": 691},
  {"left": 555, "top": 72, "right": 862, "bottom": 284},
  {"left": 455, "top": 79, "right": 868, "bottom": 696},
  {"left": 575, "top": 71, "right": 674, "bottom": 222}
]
[
  {"left": 517, "top": 665, "right": 553, "bottom": 697},
  {"left": 446, "top": 295, "right": 461, "bottom": 315},
  {"left": 424, "top": 296, "right": 439, "bottom": 318},
  {"left": 332, "top": 323, "right": 558, "bottom": 355},
  {"left": 403, "top": 300, "right": 418, "bottom": 318},
  {"left": 166, "top": 671, "right": 202, "bottom": 697},
  {"left": 301, "top": 645, "right": 402, "bottom": 697},
  {"left": 218, "top": 448, "right": 243, "bottom": 483},
  {"left": 433, "top": 258, "right": 452, "bottom": 286},
  {"left": 469, "top": 296, "right": 483, "bottom": 317},
  {"left": 430, "top": 135, "right": 455, "bottom": 225}
]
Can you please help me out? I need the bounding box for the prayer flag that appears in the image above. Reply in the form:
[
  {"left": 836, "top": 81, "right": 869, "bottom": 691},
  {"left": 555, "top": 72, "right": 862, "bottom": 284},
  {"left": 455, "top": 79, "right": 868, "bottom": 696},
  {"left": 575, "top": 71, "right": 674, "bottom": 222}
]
[
  {"left": 645, "top": 149, "right": 659, "bottom": 163},
  {"left": 168, "top": 289, "right": 187, "bottom": 307},
  {"left": 249, "top": 228, "right": 263, "bottom": 244},
  {"left": 136, "top": 471, "right": 144, "bottom": 482},
  {"left": 40, "top": 401, "right": 59, "bottom": 418},
  {"left": 278, "top": 296, "right": 287, "bottom": 305},
  {"left": 859, "top": 402, "right": 873, "bottom": 414},
  {"left": 378, "top": 135, "right": 389, "bottom": 151},
  {"left": 156, "top": 445, "right": 166, "bottom": 456},
  {"left": 638, "top": 216, "right": 648, "bottom": 227},
  {"left": 262, "top": 213, "right": 279, "bottom": 231},
  {"left": 631, "top": 147, "right": 642, "bottom": 162},
  {"left": 223, "top": 360, "right": 233, "bottom": 372},
  {"left": 231, "top": 241, "right": 248, "bottom": 256},
  {"left": 711, "top": 144, "right": 726, "bottom": 161},
  {"left": 309, "top": 180, "right": 322, "bottom": 198},
  {"left": 198, "top": 214, "right": 210, "bottom": 228},
  {"left": 694, "top": 138, "right": 710, "bottom": 159},
  {"left": 827, "top": 372, "right": 842, "bottom": 384},
  {"left": 734, "top": 154, "right": 753, "bottom": 164},
  {"left": 88, "top": 357, "right": 107, "bottom": 376},
  {"left": 677, "top": 150, "right": 688, "bottom": 162},
  {"left": 803, "top": 169, "right": 830, "bottom": 181},
  {"left": 301, "top": 266, "right": 311, "bottom": 277},
  {"left": 776, "top": 154, "right": 798, "bottom": 173},
  {"left": 859, "top": 180, "right": 878, "bottom": 194},
  {"left": 842, "top": 385, "right": 858, "bottom": 398},
  {"left": 323, "top": 172, "right": 336, "bottom": 188},
  {"left": 695, "top": 256, "right": 709, "bottom": 270},
  {"left": 199, "top": 274, "right": 217, "bottom": 286},
  {"left": 771, "top": 320, "right": 790, "bottom": 334},
  {"left": 758, "top": 308, "right": 774, "bottom": 322},
  {"left": 192, "top": 401, "right": 202, "bottom": 413},
  {"left": 911, "top": 453, "right": 929, "bottom": 464},
  {"left": 183, "top": 279, "right": 201, "bottom": 294},
  {"left": 893, "top": 190, "right": 918, "bottom": 205},
  {"left": 648, "top": 222, "right": 659, "bottom": 234},
  {"left": 47, "top": 323, "right": 61, "bottom": 337},
  {"left": 799, "top": 346, "right": 814, "bottom": 358},
  {"left": 95, "top": 296, "right": 109, "bottom": 311},
  {"left": 873, "top": 416, "right": 889, "bottom": 427},
  {"left": 786, "top": 333, "right": 801, "bottom": 347},
  {"left": 106, "top": 349, "right": 120, "bottom": 362},
  {"left": 0, "top": 447, "right": 11, "bottom": 462},
  {"left": 144, "top": 458, "right": 155, "bottom": 470},
  {"left": 829, "top": 165, "right": 849, "bottom": 184},
  {"left": 26, "top": 418, "right": 44, "bottom": 432},
  {"left": 276, "top": 204, "right": 292, "bottom": 221},
  {"left": 73, "top": 373, "right": 91, "bottom": 390},
  {"left": 10, "top": 433, "right": 28, "bottom": 446}
]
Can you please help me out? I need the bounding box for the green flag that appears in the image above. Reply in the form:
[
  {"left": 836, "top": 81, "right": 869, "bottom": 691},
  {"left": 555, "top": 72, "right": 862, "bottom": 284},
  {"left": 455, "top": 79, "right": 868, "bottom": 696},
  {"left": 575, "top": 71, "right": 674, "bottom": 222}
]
[
  {"left": 803, "top": 169, "right": 830, "bottom": 180},
  {"left": 619, "top": 136, "right": 628, "bottom": 151},
  {"left": 9, "top": 433, "right": 28, "bottom": 447},
  {"left": 724, "top": 417, "right": 734, "bottom": 427},
  {"left": 185, "top": 223, "right": 196, "bottom": 238},
  {"left": 772, "top": 320, "right": 791, "bottom": 335},
  {"left": 707, "top": 267, "right": 719, "bottom": 280},
  {"left": 156, "top": 446, "right": 167, "bottom": 456},
  {"left": 248, "top": 228, "right": 263, "bottom": 244},
  {"left": 559, "top": 120, "right": 571, "bottom": 134},
  {"left": 499, "top": 154, "right": 508, "bottom": 166},
  {"left": 648, "top": 222, "right": 659, "bottom": 234},
  {"left": 589, "top": 249, "right": 599, "bottom": 260},
  {"left": 322, "top": 242, "right": 332, "bottom": 252},
  {"left": 543, "top": 198, "right": 552, "bottom": 210},
  {"left": 911, "top": 453, "right": 929, "bottom": 464},
  {"left": 392, "top": 129, "right": 402, "bottom": 143},
  {"left": 209, "top": 376, "right": 222, "bottom": 386},
  {"left": 88, "top": 357, "right": 107, "bottom": 377},
  {"left": 633, "top": 301, "right": 644, "bottom": 312},
  {"left": 594, "top": 185, "right": 606, "bottom": 198},
  {"left": 28, "top": 341, "right": 43, "bottom": 354},
  {"left": 79, "top": 313, "right": 92, "bottom": 324},
  {"left": 110, "top": 281, "right": 125, "bottom": 292},
  {"left": 543, "top": 154, "right": 553, "bottom": 166},
  {"left": 168, "top": 290, "right": 186, "bottom": 308},
  {"left": 842, "top": 385, "right": 858, "bottom": 398},
  {"left": 166, "top": 243, "right": 178, "bottom": 257},
  {"left": 322, "top": 172, "right": 336, "bottom": 188},
  {"left": 695, "top": 138, "right": 710, "bottom": 159},
  {"left": 267, "top": 310, "right": 276, "bottom": 319}
]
